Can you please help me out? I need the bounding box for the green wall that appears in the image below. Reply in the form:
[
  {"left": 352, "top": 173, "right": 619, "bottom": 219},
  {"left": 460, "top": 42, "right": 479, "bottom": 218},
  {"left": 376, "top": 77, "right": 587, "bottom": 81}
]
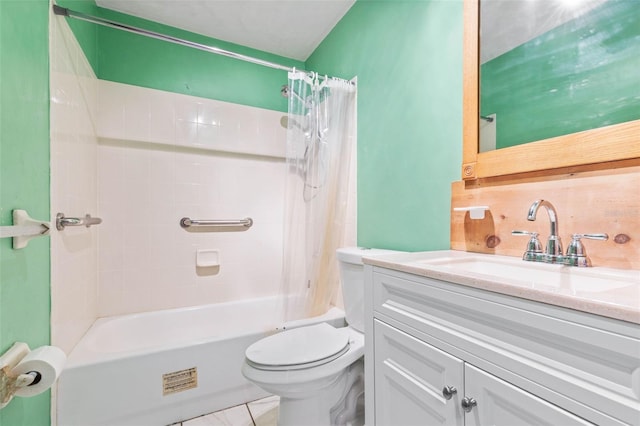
[
  {"left": 58, "top": 0, "right": 303, "bottom": 112},
  {"left": 307, "top": 0, "right": 463, "bottom": 251},
  {"left": 55, "top": 0, "right": 100, "bottom": 70},
  {"left": 61, "top": 0, "right": 464, "bottom": 252},
  {"left": 0, "top": 1, "right": 51, "bottom": 426},
  {"left": 481, "top": 0, "right": 640, "bottom": 149},
  {"left": 0, "top": 2, "right": 463, "bottom": 424}
]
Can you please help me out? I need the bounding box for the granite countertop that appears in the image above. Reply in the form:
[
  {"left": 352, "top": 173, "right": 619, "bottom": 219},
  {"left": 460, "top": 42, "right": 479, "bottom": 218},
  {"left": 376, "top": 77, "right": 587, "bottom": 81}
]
[{"left": 363, "top": 250, "right": 640, "bottom": 324}]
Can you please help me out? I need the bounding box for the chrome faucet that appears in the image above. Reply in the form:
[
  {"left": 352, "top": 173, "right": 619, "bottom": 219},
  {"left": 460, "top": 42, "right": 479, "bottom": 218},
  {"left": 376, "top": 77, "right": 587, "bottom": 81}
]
[
  {"left": 527, "top": 199, "right": 563, "bottom": 262},
  {"left": 564, "top": 233, "right": 609, "bottom": 267},
  {"left": 513, "top": 200, "right": 608, "bottom": 267}
]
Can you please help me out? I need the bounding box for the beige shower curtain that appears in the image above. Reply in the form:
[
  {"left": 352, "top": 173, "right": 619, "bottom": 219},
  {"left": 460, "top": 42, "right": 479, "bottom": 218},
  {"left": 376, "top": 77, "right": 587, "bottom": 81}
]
[{"left": 280, "top": 71, "right": 357, "bottom": 321}]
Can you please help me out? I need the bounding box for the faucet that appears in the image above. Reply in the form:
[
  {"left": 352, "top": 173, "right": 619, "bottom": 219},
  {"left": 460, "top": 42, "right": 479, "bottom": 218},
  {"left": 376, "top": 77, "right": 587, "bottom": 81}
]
[
  {"left": 527, "top": 199, "right": 563, "bottom": 262},
  {"left": 513, "top": 199, "right": 609, "bottom": 266}
]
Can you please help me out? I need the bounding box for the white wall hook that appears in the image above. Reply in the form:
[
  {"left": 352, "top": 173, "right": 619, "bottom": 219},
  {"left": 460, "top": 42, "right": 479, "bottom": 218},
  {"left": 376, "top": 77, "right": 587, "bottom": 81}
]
[
  {"left": 0, "top": 210, "right": 50, "bottom": 250},
  {"left": 12, "top": 210, "right": 50, "bottom": 249}
]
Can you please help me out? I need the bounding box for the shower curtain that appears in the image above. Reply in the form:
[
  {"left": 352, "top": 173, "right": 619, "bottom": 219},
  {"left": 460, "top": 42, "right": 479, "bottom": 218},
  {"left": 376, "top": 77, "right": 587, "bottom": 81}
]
[{"left": 280, "top": 70, "right": 357, "bottom": 321}]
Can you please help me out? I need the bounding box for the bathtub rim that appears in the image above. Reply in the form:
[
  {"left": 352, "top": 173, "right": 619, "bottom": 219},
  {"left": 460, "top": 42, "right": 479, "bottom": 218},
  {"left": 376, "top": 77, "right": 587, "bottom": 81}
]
[{"left": 64, "top": 298, "right": 345, "bottom": 368}]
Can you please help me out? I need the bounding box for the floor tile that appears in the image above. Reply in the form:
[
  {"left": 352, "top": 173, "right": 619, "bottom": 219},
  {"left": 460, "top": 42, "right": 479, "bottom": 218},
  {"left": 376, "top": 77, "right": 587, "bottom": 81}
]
[
  {"left": 183, "top": 404, "right": 254, "bottom": 426},
  {"left": 248, "top": 396, "right": 280, "bottom": 426}
]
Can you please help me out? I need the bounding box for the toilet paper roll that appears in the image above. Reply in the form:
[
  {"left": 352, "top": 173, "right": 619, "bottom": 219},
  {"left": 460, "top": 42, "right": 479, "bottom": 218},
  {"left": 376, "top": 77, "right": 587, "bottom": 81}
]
[{"left": 11, "top": 346, "right": 66, "bottom": 397}]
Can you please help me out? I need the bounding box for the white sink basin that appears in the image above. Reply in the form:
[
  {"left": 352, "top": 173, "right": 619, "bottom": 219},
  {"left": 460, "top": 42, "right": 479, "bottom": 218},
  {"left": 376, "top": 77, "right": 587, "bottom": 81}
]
[
  {"left": 415, "top": 255, "right": 639, "bottom": 293},
  {"left": 363, "top": 250, "right": 640, "bottom": 322}
]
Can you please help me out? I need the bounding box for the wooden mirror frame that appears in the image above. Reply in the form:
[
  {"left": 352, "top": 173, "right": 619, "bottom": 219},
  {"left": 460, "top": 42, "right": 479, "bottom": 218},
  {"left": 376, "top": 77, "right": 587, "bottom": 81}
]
[{"left": 462, "top": 0, "right": 640, "bottom": 180}]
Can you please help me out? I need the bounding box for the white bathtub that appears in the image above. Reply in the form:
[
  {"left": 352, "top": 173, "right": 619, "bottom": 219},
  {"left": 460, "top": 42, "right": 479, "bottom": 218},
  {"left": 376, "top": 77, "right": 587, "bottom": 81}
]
[{"left": 56, "top": 297, "right": 345, "bottom": 426}]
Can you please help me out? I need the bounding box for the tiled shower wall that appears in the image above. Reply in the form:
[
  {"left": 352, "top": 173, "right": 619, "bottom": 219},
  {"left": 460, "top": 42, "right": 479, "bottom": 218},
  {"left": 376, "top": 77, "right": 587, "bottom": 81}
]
[
  {"left": 96, "top": 81, "right": 292, "bottom": 317},
  {"left": 51, "top": 16, "right": 356, "bottom": 348},
  {"left": 50, "top": 9, "right": 99, "bottom": 354},
  {"left": 49, "top": 15, "right": 287, "bottom": 344}
]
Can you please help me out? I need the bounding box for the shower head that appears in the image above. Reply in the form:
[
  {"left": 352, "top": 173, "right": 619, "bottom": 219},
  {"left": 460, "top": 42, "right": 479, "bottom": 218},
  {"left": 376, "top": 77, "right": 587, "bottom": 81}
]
[{"left": 280, "top": 84, "right": 310, "bottom": 106}]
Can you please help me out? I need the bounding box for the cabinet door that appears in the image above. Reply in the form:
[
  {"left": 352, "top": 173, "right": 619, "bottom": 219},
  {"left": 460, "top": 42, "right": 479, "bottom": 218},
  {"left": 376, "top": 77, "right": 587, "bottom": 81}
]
[
  {"left": 374, "top": 320, "right": 464, "bottom": 426},
  {"left": 463, "top": 364, "right": 593, "bottom": 426}
]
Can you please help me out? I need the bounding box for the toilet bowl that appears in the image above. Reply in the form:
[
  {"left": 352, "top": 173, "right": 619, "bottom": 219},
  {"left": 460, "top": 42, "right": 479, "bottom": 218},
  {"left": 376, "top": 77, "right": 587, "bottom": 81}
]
[
  {"left": 242, "top": 324, "right": 364, "bottom": 426},
  {"left": 241, "top": 247, "right": 398, "bottom": 426}
]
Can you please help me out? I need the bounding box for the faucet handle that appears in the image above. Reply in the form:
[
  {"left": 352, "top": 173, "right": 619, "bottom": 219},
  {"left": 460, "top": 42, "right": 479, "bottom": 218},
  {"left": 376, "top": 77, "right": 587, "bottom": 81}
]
[
  {"left": 573, "top": 233, "right": 609, "bottom": 241},
  {"left": 512, "top": 230, "right": 543, "bottom": 261},
  {"left": 564, "top": 233, "right": 608, "bottom": 267}
]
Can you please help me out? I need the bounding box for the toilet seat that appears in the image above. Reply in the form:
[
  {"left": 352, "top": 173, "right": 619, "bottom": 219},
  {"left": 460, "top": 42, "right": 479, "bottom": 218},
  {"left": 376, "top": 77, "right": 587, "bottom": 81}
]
[{"left": 246, "top": 323, "right": 351, "bottom": 371}]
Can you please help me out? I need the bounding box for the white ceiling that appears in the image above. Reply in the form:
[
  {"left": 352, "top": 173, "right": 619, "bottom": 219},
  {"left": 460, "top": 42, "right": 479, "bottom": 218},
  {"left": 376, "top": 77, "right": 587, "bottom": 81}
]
[
  {"left": 95, "top": 0, "right": 356, "bottom": 61},
  {"left": 96, "top": 0, "right": 605, "bottom": 64}
]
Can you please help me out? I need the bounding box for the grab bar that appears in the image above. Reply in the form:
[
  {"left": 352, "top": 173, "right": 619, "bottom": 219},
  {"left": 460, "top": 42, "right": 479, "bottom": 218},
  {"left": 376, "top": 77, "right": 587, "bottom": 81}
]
[
  {"left": 180, "top": 217, "right": 253, "bottom": 230},
  {"left": 56, "top": 213, "right": 102, "bottom": 230}
]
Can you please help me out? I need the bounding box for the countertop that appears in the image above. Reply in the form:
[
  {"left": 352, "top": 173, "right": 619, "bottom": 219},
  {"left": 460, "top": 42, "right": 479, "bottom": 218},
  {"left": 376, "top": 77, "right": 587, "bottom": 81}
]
[{"left": 363, "top": 250, "right": 640, "bottom": 324}]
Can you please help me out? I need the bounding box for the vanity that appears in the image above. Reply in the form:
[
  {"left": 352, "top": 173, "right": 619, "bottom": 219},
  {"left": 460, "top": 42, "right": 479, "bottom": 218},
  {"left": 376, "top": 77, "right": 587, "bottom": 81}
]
[
  {"left": 363, "top": 251, "right": 640, "bottom": 426},
  {"left": 360, "top": 0, "right": 640, "bottom": 422}
]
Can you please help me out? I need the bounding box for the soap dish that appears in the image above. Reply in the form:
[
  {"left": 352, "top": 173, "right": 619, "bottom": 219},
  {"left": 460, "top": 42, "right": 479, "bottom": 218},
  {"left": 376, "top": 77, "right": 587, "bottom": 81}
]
[{"left": 453, "top": 206, "right": 490, "bottom": 220}]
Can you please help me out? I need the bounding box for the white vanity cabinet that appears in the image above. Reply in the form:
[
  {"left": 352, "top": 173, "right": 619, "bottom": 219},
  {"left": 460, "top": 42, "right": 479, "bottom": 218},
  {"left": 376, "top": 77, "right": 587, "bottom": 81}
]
[
  {"left": 463, "top": 363, "right": 591, "bottom": 426},
  {"left": 374, "top": 320, "right": 592, "bottom": 426},
  {"left": 373, "top": 319, "right": 464, "bottom": 425},
  {"left": 364, "top": 266, "right": 640, "bottom": 426}
]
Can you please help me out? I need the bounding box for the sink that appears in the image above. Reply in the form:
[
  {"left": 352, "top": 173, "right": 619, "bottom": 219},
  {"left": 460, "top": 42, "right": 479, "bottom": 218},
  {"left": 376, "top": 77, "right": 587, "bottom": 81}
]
[
  {"left": 409, "top": 253, "right": 639, "bottom": 294},
  {"left": 363, "top": 250, "right": 640, "bottom": 322}
]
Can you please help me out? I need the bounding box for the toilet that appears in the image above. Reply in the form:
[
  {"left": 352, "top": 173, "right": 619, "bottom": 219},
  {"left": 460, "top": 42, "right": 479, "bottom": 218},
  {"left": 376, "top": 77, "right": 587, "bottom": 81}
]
[{"left": 241, "top": 247, "right": 396, "bottom": 426}]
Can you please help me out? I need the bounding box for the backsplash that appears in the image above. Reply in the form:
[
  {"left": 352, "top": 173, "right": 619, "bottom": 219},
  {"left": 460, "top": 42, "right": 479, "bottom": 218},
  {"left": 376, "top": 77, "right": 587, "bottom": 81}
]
[{"left": 451, "top": 165, "right": 640, "bottom": 270}]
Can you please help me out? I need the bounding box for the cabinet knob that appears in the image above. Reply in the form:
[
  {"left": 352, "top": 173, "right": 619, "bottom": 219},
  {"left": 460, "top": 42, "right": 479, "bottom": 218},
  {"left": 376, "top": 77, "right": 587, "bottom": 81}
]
[
  {"left": 461, "top": 397, "right": 477, "bottom": 413},
  {"left": 442, "top": 385, "right": 457, "bottom": 400}
]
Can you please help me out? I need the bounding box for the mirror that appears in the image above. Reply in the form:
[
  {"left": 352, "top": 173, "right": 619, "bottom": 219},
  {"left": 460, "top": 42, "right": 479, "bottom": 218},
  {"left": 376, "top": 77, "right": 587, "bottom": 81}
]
[
  {"left": 462, "top": 0, "right": 640, "bottom": 179},
  {"left": 479, "top": 0, "right": 640, "bottom": 152}
]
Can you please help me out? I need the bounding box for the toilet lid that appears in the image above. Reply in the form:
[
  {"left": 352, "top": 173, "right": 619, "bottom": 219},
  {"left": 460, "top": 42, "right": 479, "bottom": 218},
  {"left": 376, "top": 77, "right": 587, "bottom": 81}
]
[{"left": 245, "top": 323, "right": 350, "bottom": 370}]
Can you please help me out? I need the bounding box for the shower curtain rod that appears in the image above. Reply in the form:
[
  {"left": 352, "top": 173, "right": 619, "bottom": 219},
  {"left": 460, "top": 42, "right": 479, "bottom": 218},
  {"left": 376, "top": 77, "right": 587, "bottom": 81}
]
[{"left": 52, "top": 4, "right": 296, "bottom": 73}]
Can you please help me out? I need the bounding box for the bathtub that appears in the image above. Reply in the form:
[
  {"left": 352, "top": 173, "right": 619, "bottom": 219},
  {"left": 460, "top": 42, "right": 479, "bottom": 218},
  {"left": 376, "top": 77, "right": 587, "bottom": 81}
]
[{"left": 56, "top": 297, "right": 345, "bottom": 426}]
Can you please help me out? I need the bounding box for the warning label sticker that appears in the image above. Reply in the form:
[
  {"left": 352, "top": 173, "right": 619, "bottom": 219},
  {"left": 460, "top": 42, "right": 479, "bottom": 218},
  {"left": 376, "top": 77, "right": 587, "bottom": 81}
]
[{"left": 163, "top": 367, "right": 198, "bottom": 395}]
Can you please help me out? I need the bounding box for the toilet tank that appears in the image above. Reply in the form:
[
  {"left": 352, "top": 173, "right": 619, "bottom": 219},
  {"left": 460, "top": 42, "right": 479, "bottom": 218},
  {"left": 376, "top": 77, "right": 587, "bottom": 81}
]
[{"left": 337, "top": 247, "right": 399, "bottom": 333}]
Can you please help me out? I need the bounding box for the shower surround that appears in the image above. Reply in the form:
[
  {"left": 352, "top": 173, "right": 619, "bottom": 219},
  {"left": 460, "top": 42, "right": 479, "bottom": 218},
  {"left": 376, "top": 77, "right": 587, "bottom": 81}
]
[
  {"left": 50, "top": 14, "right": 356, "bottom": 424},
  {"left": 96, "top": 79, "right": 288, "bottom": 318},
  {"left": 50, "top": 11, "right": 356, "bottom": 356}
]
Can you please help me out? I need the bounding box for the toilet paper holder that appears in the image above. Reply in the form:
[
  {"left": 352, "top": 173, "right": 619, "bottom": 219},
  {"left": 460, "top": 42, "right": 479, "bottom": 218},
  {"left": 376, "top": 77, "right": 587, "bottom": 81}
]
[{"left": 0, "top": 342, "right": 66, "bottom": 409}]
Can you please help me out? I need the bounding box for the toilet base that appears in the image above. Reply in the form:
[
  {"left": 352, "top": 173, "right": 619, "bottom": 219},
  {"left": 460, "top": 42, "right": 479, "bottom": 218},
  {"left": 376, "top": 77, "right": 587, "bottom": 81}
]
[
  {"left": 331, "top": 360, "right": 364, "bottom": 426},
  {"left": 277, "top": 360, "right": 364, "bottom": 426}
]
